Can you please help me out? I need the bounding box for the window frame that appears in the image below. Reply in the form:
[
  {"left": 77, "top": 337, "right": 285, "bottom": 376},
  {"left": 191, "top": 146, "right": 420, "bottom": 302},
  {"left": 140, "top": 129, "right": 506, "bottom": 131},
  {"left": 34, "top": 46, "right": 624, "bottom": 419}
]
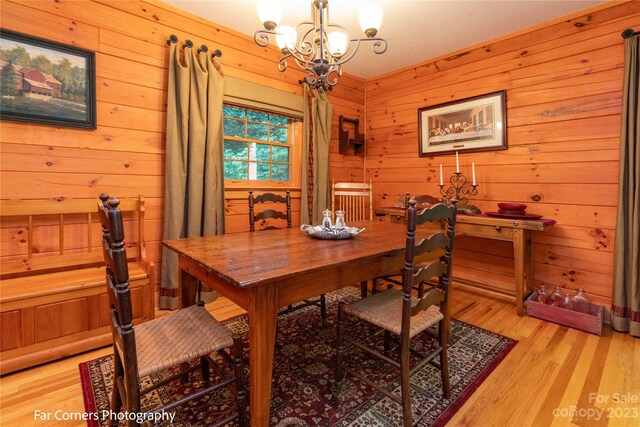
[{"left": 222, "top": 103, "right": 302, "bottom": 190}]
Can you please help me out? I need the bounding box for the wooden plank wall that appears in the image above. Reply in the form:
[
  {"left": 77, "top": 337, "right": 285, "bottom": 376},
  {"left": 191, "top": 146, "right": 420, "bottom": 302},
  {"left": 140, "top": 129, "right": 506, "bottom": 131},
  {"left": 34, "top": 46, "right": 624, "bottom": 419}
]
[
  {"left": 364, "top": 1, "right": 639, "bottom": 307},
  {"left": 0, "top": 1, "right": 365, "bottom": 292}
]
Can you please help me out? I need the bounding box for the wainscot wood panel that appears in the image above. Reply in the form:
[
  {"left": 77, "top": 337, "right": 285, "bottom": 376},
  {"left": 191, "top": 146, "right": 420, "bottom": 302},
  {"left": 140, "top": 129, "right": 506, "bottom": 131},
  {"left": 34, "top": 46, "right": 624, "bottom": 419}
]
[
  {"left": 0, "top": 0, "right": 366, "bottom": 303},
  {"left": 364, "top": 1, "right": 638, "bottom": 307}
]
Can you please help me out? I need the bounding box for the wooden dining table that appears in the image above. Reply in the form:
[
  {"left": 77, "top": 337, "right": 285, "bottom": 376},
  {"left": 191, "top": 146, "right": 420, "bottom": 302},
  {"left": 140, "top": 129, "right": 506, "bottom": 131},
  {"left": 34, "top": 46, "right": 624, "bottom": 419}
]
[{"left": 163, "top": 220, "right": 443, "bottom": 426}]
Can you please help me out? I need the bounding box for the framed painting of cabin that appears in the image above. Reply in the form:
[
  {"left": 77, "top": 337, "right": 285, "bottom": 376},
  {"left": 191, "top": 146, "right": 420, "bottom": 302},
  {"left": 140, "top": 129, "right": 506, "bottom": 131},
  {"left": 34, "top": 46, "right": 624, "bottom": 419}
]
[
  {"left": 0, "top": 29, "right": 96, "bottom": 129},
  {"left": 418, "top": 90, "right": 507, "bottom": 156}
]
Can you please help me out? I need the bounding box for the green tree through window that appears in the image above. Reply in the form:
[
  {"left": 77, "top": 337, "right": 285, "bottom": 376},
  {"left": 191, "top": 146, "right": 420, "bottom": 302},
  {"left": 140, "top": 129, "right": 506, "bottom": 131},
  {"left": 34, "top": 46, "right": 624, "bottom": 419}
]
[{"left": 223, "top": 105, "right": 293, "bottom": 182}]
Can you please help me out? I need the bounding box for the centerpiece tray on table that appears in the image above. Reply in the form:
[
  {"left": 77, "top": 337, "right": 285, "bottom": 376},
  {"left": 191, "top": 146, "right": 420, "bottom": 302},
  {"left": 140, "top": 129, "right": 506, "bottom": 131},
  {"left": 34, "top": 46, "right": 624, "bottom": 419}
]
[{"left": 300, "top": 225, "right": 365, "bottom": 240}]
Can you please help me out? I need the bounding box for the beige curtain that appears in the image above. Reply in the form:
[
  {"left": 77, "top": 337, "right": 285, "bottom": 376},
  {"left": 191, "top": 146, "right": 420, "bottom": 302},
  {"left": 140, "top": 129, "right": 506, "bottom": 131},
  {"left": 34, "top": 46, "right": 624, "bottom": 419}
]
[
  {"left": 160, "top": 42, "right": 225, "bottom": 310},
  {"left": 301, "top": 86, "right": 333, "bottom": 225},
  {"left": 612, "top": 33, "right": 640, "bottom": 337}
]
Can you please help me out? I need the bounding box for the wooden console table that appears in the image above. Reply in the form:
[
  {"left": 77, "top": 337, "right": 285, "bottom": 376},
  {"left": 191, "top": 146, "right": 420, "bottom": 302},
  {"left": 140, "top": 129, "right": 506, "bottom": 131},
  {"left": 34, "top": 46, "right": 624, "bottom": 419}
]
[{"left": 378, "top": 207, "right": 556, "bottom": 316}]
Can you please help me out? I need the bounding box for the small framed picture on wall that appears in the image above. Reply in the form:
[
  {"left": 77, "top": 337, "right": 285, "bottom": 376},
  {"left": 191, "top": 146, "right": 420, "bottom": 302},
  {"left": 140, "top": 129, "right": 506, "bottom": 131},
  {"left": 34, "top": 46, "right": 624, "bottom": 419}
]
[
  {"left": 418, "top": 90, "right": 506, "bottom": 156},
  {"left": 0, "top": 29, "right": 96, "bottom": 129}
]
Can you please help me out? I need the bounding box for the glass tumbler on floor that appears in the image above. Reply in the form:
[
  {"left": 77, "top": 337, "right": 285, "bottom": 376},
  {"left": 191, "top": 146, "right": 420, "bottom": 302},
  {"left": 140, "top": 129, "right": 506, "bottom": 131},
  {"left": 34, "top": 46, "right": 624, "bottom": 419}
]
[
  {"left": 561, "top": 294, "right": 574, "bottom": 310},
  {"left": 572, "top": 288, "right": 591, "bottom": 314},
  {"left": 534, "top": 284, "right": 549, "bottom": 304},
  {"left": 550, "top": 286, "right": 564, "bottom": 307}
]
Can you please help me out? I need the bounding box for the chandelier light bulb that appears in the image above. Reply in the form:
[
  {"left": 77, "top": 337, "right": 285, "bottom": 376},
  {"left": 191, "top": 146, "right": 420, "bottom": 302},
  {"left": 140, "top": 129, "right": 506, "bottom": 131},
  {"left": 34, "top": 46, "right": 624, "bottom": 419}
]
[
  {"left": 275, "top": 26, "right": 297, "bottom": 53},
  {"left": 258, "top": 0, "right": 282, "bottom": 31},
  {"left": 359, "top": 3, "right": 383, "bottom": 38},
  {"left": 328, "top": 31, "right": 348, "bottom": 57}
]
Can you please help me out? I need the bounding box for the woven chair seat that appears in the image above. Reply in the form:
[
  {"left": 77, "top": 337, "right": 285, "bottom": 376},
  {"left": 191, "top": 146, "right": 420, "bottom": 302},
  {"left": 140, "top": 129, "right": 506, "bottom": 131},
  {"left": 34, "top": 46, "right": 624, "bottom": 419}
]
[
  {"left": 134, "top": 305, "right": 234, "bottom": 378},
  {"left": 344, "top": 288, "right": 443, "bottom": 338}
]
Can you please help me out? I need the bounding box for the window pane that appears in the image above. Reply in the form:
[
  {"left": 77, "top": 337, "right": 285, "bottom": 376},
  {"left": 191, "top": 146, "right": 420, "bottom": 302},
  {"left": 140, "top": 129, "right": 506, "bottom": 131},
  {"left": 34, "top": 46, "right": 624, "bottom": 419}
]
[
  {"left": 248, "top": 162, "right": 270, "bottom": 180},
  {"left": 269, "top": 115, "right": 288, "bottom": 126},
  {"left": 271, "top": 164, "right": 289, "bottom": 181},
  {"left": 256, "top": 163, "right": 271, "bottom": 180},
  {"left": 224, "top": 140, "right": 248, "bottom": 160},
  {"left": 247, "top": 111, "right": 268, "bottom": 123},
  {"left": 222, "top": 105, "right": 295, "bottom": 183},
  {"left": 224, "top": 118, "right": 245, "bottom": 138},
  {"left": 249, "top": 143, "right": 271, "bottom": 161},
  {"left": 248, "top": 122, "right": 269, "bottom": 141},
  {"left": 224, "top": 105, "right": 245, "bottom": 119},
  {"left": 272, "top": 146, "right": 289, "bottom": 163},
  {"left": 224, "top": 160, "right": 248, "bottom": 180},
  {"left": 270, "top": 126, "right": 288, "bottom": 143}
]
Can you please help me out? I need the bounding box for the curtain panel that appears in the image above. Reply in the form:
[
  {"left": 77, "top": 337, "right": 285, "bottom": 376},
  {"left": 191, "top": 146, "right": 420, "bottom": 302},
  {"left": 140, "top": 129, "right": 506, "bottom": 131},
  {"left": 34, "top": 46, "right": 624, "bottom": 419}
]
[
  {"left": 612, "top": 33, "right": 640, "bottom": 337},
  {"left": 301, "top": 86, "right": 333, "bottom": 225},
  {"left": 160, "top": 42, "right": 225, "bottom": 310}
]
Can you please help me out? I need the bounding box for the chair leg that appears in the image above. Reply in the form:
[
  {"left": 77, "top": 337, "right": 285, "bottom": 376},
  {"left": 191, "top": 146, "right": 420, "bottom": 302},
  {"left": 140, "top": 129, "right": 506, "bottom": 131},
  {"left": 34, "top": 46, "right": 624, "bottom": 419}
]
[
  {"left": 179, "top": 362, "right": 190, "bottom": 384},
  {"left": 126, "top": 380, "right": 141, "bottom": 427},
  {"left": 184, "top": 300, "right": 208, "bottom": 384},
  {"left": 320, "top": 294, "right": 327, "bottom": 326},
  {"left": 335, "top": 301, "right": 346, "bottom": 381},
  {"left": 200, "top": 356, "right": 210, "bottom": 387},
  {"left": 400, "top": 335, "right": 412, "bottom": 427},
  {"left": 110, "top": 387, "right": 122, "bottom": 427},
  {"left": 360, "top": 280, "right": 368, "bottom": 298},
  {"left": 110, "top": 351, "right": 123, "bottom": 427},
  {"left": 439, "top": 319, "right": 451, "bottom": 399},
  {"left": 383, "top": 330, "right": 391, "bottom": 356},
  {"left": 372, "top": 278, "right": 379, "bottom": 294},
  {"left": 233, "top": 335, "right": 248, "bottom": 427}
]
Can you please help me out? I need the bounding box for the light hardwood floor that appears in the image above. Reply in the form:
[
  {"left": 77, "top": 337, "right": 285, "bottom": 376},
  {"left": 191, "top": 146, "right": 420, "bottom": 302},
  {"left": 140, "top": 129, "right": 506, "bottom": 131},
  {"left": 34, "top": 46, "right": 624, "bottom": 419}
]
[{"left": 1, "top": 285, "right": 638, "bottom": 427}]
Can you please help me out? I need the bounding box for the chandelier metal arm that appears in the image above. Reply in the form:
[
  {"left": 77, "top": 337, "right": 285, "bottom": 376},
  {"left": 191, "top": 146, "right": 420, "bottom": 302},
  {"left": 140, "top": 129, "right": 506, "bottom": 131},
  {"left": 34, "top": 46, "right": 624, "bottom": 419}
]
[
  {"left": 254, "top": 30, "right": 272, "bottom": 48},
  {"left": 330, "top": 37, "right": 387, "bottom": 67},
  {"left": 254, "top": 30, "right": 387, "bottom": 68}
]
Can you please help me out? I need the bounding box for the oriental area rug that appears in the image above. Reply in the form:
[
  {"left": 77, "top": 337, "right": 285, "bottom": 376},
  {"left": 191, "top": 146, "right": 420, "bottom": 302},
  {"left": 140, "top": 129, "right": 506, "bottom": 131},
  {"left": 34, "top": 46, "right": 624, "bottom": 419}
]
[{"left": 80, "top": 287, "right": 516, "bottom": 426}]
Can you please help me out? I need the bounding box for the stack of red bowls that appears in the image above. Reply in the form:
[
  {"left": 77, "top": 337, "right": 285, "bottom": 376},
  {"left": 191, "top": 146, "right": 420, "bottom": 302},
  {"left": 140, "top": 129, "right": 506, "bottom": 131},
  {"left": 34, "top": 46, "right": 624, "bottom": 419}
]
[{"left": 497, "top": 203, "right": 527, "bottom": 216}]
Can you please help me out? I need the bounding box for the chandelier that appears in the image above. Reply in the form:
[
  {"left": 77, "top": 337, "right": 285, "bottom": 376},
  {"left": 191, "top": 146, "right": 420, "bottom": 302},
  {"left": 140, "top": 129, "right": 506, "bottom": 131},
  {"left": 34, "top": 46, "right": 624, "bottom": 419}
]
[{"left": 254, "top": 0, "right": 387, "bottom": 91}]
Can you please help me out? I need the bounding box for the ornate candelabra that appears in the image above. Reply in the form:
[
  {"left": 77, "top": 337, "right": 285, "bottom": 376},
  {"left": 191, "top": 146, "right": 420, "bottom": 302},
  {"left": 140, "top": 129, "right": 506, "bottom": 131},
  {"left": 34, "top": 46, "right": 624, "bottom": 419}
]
[
  {"left": 440, "top": 172, "right": 478, "bottom": 205},
  {"left": 439, "top": 153, "right": 478, "bottom": 205}
]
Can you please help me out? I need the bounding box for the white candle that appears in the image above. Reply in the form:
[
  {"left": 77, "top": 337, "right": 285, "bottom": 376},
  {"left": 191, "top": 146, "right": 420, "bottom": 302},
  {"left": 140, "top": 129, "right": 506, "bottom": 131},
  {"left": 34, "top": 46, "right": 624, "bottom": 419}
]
[
  {"left": 456, "top": 151, "right": 460, "bottom": 173},
  {"left": 472, "top": 162, "right": 476, "bottom": 186},
  {"left": 439, "top": 164, "right": 443, "bottom": 186}
]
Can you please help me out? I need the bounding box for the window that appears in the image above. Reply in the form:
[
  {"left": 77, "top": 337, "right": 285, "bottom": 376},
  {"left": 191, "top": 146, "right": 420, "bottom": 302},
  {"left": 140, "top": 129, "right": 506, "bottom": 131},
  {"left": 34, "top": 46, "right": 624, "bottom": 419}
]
[{"left": 223, "top": 105, "right": 299, "bottom": 184}]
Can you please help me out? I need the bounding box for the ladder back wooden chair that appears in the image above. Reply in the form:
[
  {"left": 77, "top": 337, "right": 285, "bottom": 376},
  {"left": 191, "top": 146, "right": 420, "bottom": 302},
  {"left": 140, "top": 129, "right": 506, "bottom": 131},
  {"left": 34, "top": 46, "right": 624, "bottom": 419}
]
[
  {"left": 331, "top": 179, "right": 373, "bottom": 297},
  {"left": 99, "top": 194, "right": 247, "bottom": 427},
  {"left": 372, "top": 192, "right": 444, "bottom": 296},
  {"left": 248, "top": 190, "right": 327, "bottom": 325},
  {"left": 335, "top": 198, "right": 457, "bottom": 427},
  {"left": 249, "top": 190, "right": 292, "bottom": 231},
  {"left": 331, "top": 179, "right": 373, "bottom": 222}
]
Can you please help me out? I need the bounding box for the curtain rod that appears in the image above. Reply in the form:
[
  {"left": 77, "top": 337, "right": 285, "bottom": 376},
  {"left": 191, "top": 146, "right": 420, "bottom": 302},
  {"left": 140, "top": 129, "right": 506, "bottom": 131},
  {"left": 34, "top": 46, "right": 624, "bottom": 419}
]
[
  {"left": 622, "top": 29, "right": 639, "bottom": 39},
  {"left": 166, "top": 34, "right": 222, "bottom": 59}
]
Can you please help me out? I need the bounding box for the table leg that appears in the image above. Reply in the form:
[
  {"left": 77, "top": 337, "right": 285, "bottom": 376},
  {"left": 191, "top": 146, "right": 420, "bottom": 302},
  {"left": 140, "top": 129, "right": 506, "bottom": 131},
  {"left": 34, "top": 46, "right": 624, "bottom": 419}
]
[
  {"left": 524, "top": 230, "right": 534, "bottom": 296},
  {"left": 179, "top": 266, "right": 197, "bottom": 309},
  {"left": 513, "top": 229, "right": 525, "bottom": 316},
  {"left": 247, "top": 284, "right": 278, "bottom": 427},
  {"left": 360, "top": 280, "right": 368, "bottom": 298}
]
